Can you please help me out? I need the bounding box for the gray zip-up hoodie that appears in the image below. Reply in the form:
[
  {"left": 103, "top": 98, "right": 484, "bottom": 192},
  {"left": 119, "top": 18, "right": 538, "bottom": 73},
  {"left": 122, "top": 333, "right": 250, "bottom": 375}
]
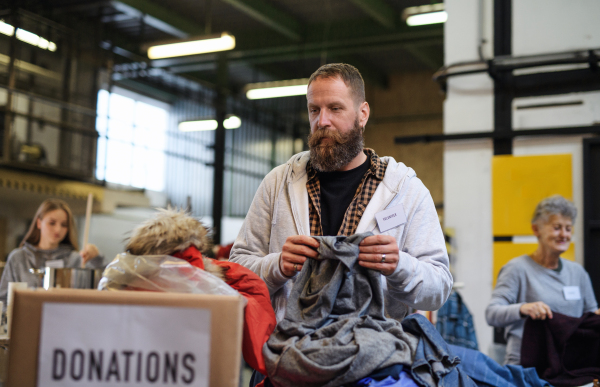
[{"left": 230, "top": 151, "right": 452, "bottom": 322}]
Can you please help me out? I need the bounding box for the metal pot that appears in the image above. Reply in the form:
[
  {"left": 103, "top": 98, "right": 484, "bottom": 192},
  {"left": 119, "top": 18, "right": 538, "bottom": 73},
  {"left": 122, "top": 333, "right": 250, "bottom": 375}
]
[{"left": 29, "top": 268, "right": 104, "bottom": 290}]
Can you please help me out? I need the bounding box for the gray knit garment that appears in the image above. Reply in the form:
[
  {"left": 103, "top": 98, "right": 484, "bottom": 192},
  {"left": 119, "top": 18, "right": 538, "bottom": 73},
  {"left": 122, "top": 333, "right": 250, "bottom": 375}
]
[{"left": 263, "top": 232, "right": 418, "bottom": 387}]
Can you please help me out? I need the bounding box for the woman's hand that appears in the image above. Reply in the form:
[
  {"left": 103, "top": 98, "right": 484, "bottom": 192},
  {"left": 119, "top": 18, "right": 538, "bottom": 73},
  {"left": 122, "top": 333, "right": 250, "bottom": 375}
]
[
  {"left": 520, "top": 301, "right": 553, "bottom": 320},
  {"left": 79, "top": 244, "right": 99, "bottom": 264}
]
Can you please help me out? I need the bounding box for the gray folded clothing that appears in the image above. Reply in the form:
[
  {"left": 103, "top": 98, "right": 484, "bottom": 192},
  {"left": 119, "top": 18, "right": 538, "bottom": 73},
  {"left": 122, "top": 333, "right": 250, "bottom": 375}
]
[{"left": 263, "top": 232, "right": 419, "bottom": 387}]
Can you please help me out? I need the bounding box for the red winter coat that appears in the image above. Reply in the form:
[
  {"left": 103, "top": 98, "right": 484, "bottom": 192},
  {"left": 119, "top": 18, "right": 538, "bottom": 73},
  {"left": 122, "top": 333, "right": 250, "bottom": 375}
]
[{"left": 173, "top": 246, "right": 276, "bottom": 374}]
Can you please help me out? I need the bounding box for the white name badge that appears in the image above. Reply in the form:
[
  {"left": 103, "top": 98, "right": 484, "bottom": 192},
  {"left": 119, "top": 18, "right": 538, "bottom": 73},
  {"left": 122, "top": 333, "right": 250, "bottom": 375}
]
[
  {"left": 563, "top": 286, "right": 581, "bottom": 301},
  {"left": 375, "top": 204, "right": 407, "bottom": 233},
  {"left": 38, "top": 303, "right": 211, "bottom": 387},
  {"left": 45, "top": 259, "right": 64, "bottom": 268}
]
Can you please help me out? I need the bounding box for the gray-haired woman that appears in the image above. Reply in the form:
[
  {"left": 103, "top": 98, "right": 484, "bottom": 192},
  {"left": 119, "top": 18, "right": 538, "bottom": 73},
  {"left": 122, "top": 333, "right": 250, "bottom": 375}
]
[{"left": 485, "top": 195, "right": 599, "bottom": 365}]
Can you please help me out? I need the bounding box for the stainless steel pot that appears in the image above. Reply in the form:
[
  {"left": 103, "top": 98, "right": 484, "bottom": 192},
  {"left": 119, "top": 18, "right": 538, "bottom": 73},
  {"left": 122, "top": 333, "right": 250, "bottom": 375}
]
[{"left": 29, "top": 268, "right": 104, "bottom": 290}]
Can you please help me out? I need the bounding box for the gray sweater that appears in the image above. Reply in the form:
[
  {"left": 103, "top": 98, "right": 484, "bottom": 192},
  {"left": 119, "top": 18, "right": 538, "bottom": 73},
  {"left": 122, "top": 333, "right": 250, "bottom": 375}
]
[
  {"left": 0, "top": 243, "right": 105, "bottom": 305},
  {"left": 485, "top": 255, "right": 597, "bottom": 365}
]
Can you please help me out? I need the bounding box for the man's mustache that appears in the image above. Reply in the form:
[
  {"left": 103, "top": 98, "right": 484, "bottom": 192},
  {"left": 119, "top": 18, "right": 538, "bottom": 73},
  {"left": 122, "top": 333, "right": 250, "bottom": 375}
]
[{"left": 308, "top": 128, "right": 349, "bottom": 147}]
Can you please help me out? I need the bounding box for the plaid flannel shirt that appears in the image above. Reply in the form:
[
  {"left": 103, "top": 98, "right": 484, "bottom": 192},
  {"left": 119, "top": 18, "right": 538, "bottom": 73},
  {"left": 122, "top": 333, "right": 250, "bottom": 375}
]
[{"left": 306, "top": 148, "right": 388, "bottom": 236}]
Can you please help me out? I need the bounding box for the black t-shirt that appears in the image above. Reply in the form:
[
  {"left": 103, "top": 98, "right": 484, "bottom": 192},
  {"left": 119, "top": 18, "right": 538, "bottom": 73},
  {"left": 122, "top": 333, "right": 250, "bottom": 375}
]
[{"left": 317, "top": 157, "right": 371, "bottom": 236}]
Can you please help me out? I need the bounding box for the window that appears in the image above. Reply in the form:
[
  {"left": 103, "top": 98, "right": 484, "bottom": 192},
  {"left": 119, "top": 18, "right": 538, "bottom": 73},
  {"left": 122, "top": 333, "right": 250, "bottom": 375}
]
[{"left": 95, "top": 88, "right": 169, "bottom": 192}]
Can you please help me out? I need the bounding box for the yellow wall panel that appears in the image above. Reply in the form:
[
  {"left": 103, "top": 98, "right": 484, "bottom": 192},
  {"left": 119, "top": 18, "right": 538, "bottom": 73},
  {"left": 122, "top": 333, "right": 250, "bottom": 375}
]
[
  {"left": 492, "top": 154, "right": 572, "bottom": 236},
  {"left": 492, "top": 242, "right": 575, "bottom": 286}
]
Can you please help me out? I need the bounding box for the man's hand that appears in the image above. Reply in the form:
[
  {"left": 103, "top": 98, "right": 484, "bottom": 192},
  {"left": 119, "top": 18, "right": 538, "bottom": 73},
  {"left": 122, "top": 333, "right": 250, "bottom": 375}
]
[
  {"left": 358, "top": 235, "right": 399, "bottom": 276},
  {"left": 520, "top": 301, "right": 553, "bottom": 320},
  {"left": 595, "top": 308, "right": 600, "bottom": 315},
  {"left": 280, "top": 235, "right": 320, "bottom": 277}
]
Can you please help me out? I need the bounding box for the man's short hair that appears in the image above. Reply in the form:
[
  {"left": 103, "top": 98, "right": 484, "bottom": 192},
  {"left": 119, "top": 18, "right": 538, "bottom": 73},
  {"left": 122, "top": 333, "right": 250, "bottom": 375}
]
[{"left": 308, "top": 63, "right": 365, "bottom": 105}]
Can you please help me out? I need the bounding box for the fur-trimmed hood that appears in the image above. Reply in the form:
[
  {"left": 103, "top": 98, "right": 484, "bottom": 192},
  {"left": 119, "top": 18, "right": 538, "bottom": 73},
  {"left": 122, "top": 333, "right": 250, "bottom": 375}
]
[
  {"left": 125, "top": 208, "right": 224, "bottom": 279},
  {"left": 126, "top": 208, "right": 210, "bottom": 256}
]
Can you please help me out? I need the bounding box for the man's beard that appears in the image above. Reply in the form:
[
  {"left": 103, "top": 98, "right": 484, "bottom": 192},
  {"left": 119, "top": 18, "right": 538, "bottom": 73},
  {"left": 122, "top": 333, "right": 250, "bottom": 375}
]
[{"left": 308, "top": 118, "right": 364, "bottom": 172}]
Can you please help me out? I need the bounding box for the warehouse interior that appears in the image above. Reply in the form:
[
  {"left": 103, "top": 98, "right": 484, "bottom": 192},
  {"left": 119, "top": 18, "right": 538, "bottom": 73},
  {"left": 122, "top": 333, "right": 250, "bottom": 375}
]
[{"left": 0, "top": 0, "right": 600, "bottom": 383}]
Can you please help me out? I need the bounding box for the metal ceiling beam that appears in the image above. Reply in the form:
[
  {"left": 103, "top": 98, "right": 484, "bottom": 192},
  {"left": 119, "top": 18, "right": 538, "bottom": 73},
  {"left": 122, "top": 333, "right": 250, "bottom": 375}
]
[
  {"left": 219, "top": 0, "right": 302, "bottom": 41},
  {"left": 111, "top": 0, "right": 204, "bottom": 37},
  {"left": 347, "top": 0, "right": 395, "bottom": 29}
]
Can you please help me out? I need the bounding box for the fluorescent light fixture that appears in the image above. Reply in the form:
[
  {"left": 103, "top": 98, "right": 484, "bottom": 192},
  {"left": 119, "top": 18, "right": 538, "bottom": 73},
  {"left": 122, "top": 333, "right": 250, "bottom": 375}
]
[
  {"left": 148, "top": 32, "right": 235, "bottom": 59},
  {"left": 402, "top": 3, "right": 447, "bottom": 26},
  {"left": 245, "top": 78, "right": 309, "bottom": 100},
  {"left": 406, "top": 11, "right": 447, "bottom": 26},
  {"left": 0, "top": 20, "right": 57, "bottom": 51},
  {"left": 178, "top": 115, "right": 242, "bottom": 132},
  {"left": 0, "top": 21, "right": 14, "bottom": 36},
  {"left": 16, "top": 28, "right": 39, "bottom": 45}
]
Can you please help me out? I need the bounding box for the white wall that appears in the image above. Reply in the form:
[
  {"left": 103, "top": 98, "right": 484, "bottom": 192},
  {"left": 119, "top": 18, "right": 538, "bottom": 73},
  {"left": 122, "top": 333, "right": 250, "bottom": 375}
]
[
  {"left": 444, "top": 140, "right": 494, "bottom": 351},
  {"left": 513, "top": 0, "right": 600, "bottom": 56},
  {"left": 444, "top": 0, "right": 600, "bottom": 355}
]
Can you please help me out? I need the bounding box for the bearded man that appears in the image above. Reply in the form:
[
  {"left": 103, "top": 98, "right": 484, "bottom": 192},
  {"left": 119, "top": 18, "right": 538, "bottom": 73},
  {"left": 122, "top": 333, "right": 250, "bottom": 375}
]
[{"left": 230, "top": 63, "right": 452, "bottom": 323}]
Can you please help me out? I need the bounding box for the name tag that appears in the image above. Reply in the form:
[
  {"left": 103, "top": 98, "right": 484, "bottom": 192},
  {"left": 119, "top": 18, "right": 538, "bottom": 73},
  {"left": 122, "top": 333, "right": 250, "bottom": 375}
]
[
  {"left": 375, "top": 204, "right": 407, "bottom": 233},
  {"left": 45, "top": 259, "right": 64, "bottom": 268},
  {"left": 563, "top": 286, "right": 581, "bottom": 301}
]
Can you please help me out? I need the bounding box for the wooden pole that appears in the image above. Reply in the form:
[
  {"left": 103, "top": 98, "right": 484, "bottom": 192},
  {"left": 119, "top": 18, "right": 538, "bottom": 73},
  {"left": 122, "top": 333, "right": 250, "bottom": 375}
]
[{"left": 81, "top": 193, "right": 93, "bottom": 268}]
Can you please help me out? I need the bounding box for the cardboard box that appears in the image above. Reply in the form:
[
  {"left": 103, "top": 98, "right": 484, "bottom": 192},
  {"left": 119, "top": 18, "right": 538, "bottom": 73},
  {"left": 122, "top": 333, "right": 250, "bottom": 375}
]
[{"left": 7, "top": 288, "right": 245, "bottom": 387}]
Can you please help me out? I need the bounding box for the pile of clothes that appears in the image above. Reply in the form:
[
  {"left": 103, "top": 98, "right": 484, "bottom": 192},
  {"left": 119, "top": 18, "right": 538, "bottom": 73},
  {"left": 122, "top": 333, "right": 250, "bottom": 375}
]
[{"left": 261, "top": 233, "right": 475, "bottom": 387}]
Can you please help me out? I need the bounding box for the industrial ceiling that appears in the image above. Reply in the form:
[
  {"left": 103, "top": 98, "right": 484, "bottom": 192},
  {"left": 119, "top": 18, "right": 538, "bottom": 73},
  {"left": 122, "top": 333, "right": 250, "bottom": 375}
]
[{"left": 18, "top": 0, "right": 443, "bottom": 93}]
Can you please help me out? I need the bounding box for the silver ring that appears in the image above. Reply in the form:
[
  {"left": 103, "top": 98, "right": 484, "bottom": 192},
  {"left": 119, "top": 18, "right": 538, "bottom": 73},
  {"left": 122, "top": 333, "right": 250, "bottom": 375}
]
[
  {"left": 381, "top": 254, "right": 386, "bottom": 263},
  {"left": 293, "top": 263, "right": 298, "bottom": 271}
]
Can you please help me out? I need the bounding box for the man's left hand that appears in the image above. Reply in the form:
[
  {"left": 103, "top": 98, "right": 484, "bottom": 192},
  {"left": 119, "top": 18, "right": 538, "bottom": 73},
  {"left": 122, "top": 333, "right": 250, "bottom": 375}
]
[{"left": 358, "top": 235, "right": 399, "bottom": 276}]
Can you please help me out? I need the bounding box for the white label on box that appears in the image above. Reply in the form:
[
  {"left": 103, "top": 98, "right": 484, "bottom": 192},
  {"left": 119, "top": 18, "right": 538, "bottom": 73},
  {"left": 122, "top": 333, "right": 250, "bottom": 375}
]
[{"left": 37, "top": 303, "right": 211, "bottom": 387}]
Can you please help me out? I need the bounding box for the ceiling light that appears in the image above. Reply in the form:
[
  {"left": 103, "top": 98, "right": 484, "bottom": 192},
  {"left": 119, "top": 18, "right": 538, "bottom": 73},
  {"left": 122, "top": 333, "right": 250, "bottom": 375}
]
[
  {"left": 0, "top": 20, "right": 57, "bottom": 51},
  {"left": 178, "top": 115, "right": 242, "bottom": 132},
  {"left": 245, "top": 78, "right": 309, "bottom": 100},
  {"left": 0, "top": 21, "right": 14, "bottom": 36},
  {"left": 406, "top": 11, "right": 447, "bottom": 26},
  {"left": 402, "top": 3, "right": 447, "bottom": 26},
  {"left": 147, "top": 32, "right": 235, "bottom": 59}
]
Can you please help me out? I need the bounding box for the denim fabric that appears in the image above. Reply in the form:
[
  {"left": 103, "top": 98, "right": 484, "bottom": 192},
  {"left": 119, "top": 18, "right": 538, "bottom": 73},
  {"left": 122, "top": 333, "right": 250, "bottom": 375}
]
[
  {"left": 401, "top": 314, "right": 477, "bottom": 387},
  {"left": 436, "top": 291, "right": 479, "bottom": 350},
  {"left": 448, "top": 344, "right": 551, "bottom": 387}
]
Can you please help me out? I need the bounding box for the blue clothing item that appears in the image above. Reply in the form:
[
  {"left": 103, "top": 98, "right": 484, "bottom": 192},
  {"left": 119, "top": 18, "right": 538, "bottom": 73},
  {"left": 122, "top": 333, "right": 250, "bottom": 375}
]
[
  {"left": 401, "top": 314, "right": 478, "bottom": 387},
  {"left": 365, "top": 364, "right": 405, "bottom": 381},
  {"left": 356, "top": 372, "right": 419, "bottom": 387},
  {"left": 436, "top": 291, "right": 479, "bottom": 350},
  {"left": 448, "top": 344, "right": 551, "bottom": 387}
]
